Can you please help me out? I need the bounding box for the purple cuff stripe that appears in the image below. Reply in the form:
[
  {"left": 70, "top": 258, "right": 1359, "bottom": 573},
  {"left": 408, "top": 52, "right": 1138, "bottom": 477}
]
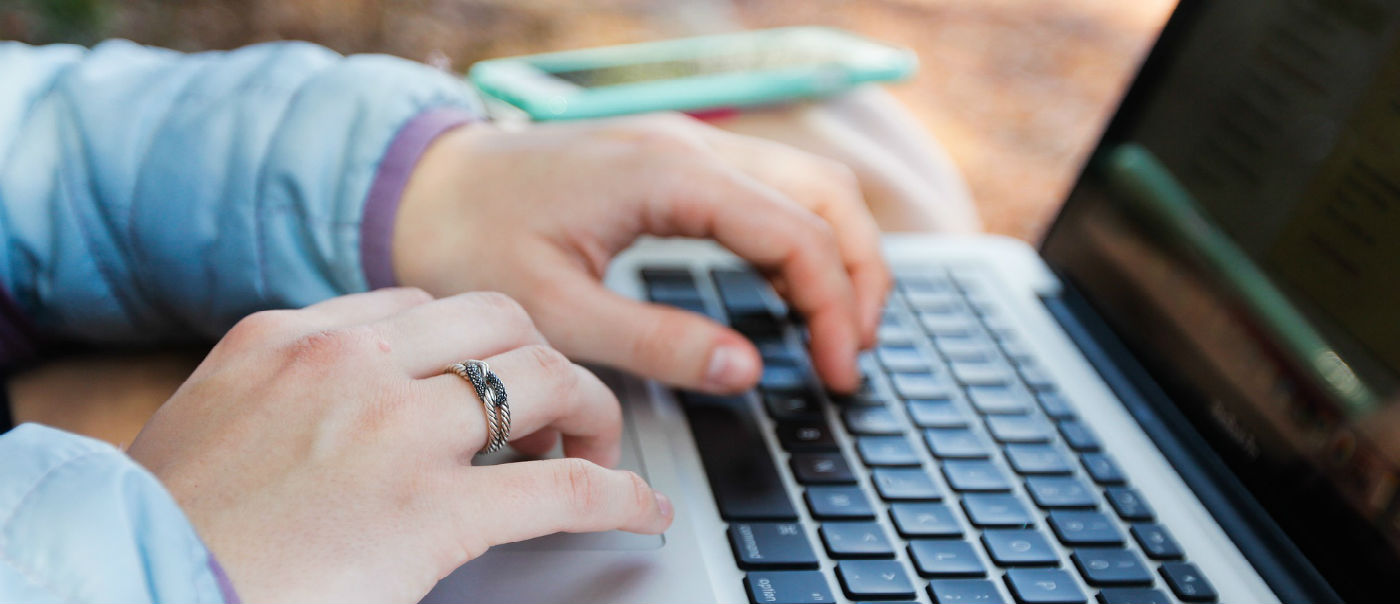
[
  {"left": 360, "top": 108, "right": 477, "bottom": 290},
  {"left": 208, "top": 552, "right": 241, "bottom": 604}
]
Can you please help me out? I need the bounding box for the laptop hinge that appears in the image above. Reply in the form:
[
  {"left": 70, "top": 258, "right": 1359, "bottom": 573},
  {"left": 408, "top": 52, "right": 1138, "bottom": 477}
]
[{"left": 1041, "top": 281, "right": 1340, "bottom": 604}]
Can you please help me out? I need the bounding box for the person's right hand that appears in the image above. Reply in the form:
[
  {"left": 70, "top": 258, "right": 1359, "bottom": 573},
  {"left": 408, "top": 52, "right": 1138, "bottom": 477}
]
[{"left": 126, "top": 288, "right": 672, "bottom": 603}]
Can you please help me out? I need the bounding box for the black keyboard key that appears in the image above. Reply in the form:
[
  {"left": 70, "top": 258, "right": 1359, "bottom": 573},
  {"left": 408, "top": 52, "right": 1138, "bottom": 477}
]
[
  {"left": 762, "top": 362, "right": 811, "bottom": 393},
  {"left": 900, "top": 272, "right": 956, "bottom": 295},
  {"left": 967, "top": 385, "right": 1032, "bottom": 414},
  {"left": 952, "top": 361, "right": 1014, "bottom": 386},
  {"left": 857, "top": 436, "right": 922, "bottom": 467},
  {"left": 1057, "top": 420, "right": 1101, "bottom": 452},
  {"left": 1080, "top": 453, "right": 1125, "bottom": 485},
  {"left": 806, "top": 486, "right": 875, "bottom": 520},
  {"left": 777, "top": 421, "right": 839, "bottom": 452},
  {"left": 791, "top": 453, "right": 856, "bottom": 485},
  {"left": 962, "top": 493, "right": 1034, "bottom": 527},
  {"left": 889, "top": 503, "right": 963, "bottom": 538},
  {"left": 878, "top": 344, "right": 933, "bottom": 373},
  {"left": 999, "top": 337, "right": 1035, "bottom": 363},
  {"left": 746, "top": 571, "right": 835, "bottom": 604},
  {"left": 1005, "top": 444, "right": 1073, "bottom": 475},
  {"left": 1130, "top": 524, "right": 1183, "bottom": 560},
  {"left": 928, "top": 579, "right": 1005, "bottom": 604},
  {"left": 641, "top": 268, "right": 702, "bottom": 304},
  {"left": 891, "top": 371, "right": 958, "bottom": 399},
  {"left": 942, "top": 459, "right": 1013, "bottom": 492},
  {"left": 713, "top": 268, "right": 783, "bottom": 330},
  {"left": 681, "top": 393, "right": 797, "bottom": 520},
  {"left": 878, "top": 325, "right": 919, "bottom": 346},
  {"left": 924, "top": 428, "right": 992, "bottom": 459},
  {"left": 833, "top": 368, "right": 886, "bottom": 406},
  {"left": 837, "top": 560, "right": 916, "bottom": 600},
  {"left": 933, "top": 333, "right": 998, "bottom": 362},
  {"left": 1104, "top": 488, "right": 1154, "bottom": 521},
  {"left": 1037, "top": 392, "right": 1076, "bottom": 419},
  {"left": 1004, "top": 568, "right": 1087, "bottom": 604},
  {"left": 1025, "top": 476, "right": 1097, "bottom": 508},
  {"left": 1048, "top": 510, "right": 1123, "bottom": 545},
  {"left": 982, "top": 529, "right": 1059, "bottom": 566},
  {"left": 1017, "top": 364, "right": 1057, "bottom": 392},
  {"left": 872, "top": 468, "right": 943, "bottom": 501},
  {"left": 1159, "top": 562, "right": 1216, "bottom": 602},
  {"left": 909, "top": 540, "right": 985, "bottom": 577},
  {"left": 1071, "top": 548, "right": 1152, "bottom": 586},
  {"left": 755, "top": 336, "right": 804, "bottom": 365},
  {"left": 729, "top": 522, "right": 820, "bottom": 569},
  {"left": 907, "top": 399, "right": 969, "bottom": 428},
  {"left": 843, "top": 407, "right": 905, "bottom": 435},
  {"left": 919, "top": 311, "right": 980, "bottom": 336},
  {"left": 985, "top": 415, "right": 1054, "bottom": 443},
  {"left": 765, "top": 392, "right": 823, "bottom": 421},
  {"left": 1097, "top": 588, "right": 1170, "bottom": 604},
  {"left": 821, "top": 522, "right": 894, "bottom": 558}
]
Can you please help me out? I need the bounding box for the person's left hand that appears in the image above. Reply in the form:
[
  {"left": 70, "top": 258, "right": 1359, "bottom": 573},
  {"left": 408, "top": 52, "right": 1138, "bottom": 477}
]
[{"left": 392, "top": 114, "right": 890, "bottom": 396}]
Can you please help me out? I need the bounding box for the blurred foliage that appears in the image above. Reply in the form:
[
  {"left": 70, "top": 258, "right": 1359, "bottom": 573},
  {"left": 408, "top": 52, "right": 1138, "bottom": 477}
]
[{"left": 4, "top": 0, "right": 109, "bottom": 44}]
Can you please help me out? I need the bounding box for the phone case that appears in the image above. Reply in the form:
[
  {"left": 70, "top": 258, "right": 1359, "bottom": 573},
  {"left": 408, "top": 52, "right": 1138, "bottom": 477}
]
[{"left": 468, "top": 27, "right": 917, "bottom": 121}]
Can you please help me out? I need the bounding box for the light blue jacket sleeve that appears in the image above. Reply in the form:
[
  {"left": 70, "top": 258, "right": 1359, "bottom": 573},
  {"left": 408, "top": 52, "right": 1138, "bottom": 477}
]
[
  {"left": 0, "top": 424, "right": 230, "bottom": 602},
  {"left": 0, "top": 41, "right": 484, "bottom": 602},
  {"left": 0, "top": 39, "right": 481, "bottom": 354}
]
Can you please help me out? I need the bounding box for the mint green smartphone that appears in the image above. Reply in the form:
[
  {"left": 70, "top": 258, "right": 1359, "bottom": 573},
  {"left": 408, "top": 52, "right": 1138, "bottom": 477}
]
[{"left": 468, "top": 27, "right": 917, "bottom": 121}]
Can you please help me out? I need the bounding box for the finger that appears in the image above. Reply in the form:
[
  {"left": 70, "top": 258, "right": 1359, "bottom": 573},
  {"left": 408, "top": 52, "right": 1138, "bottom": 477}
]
[
  {"left": 466, "top": 458, "right": 673, "bottom": 548},
  {"left": 417, "top": 344, "right": 623, "bottom": 466},
  {"left": 704, "top": 130, "right": 892, "bottom": 345},
  {"left": 509, "top": 429, "right": 559, "bottom": 458},
  {"left": 300, "top": 287, "right": 437, "bottom": 328},
  {"left": 535, "top": 269, "right": 761, "bottom": 393},
  {"left": 373, "top": 292, "right": 549, "bottom": 378},
  {"left": 646, "top": 158, "right": 862, "bottom": 391}
]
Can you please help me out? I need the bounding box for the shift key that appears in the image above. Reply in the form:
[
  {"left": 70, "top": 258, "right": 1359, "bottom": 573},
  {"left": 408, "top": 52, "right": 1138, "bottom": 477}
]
[{"left": 681, "top": 392, "right": 798, "bottom": 520}]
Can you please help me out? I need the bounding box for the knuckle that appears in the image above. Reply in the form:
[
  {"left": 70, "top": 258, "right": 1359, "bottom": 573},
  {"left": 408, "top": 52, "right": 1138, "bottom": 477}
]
[
  {"left": 391, "top": 286, "right": 435, "bottom": 305},
  {"left": 469, "top": 292, "right": 532, "bottom": 329},
  {"left": 520, "top": 345, "right": 573, "bottom": 380},
  {"left": 556, "top": 458, "right": 604, "bottom": 511},
  {"left": 622, "top": 470, "right": 652, "bottom": 512},
  {"left": 225, "top": 309, "right": 303, "bottom": 346},
  {"left": 282, "top": 325, "right": 377, "bottom": 366},
  {"left": 824, "top": 160, "right": 862, "bottom": 197}
]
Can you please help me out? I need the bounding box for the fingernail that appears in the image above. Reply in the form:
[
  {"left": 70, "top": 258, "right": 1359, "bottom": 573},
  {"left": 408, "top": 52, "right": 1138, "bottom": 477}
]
[
  {"left": 705, "top": 345, "right": 755, "bottom": 391},
  {"left": 654, "top": 491, "right": 674, "bottom": 519}
]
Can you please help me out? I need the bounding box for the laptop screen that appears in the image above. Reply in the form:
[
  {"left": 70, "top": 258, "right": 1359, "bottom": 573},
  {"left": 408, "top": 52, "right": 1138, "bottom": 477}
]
[{"left": 1041, "top": 0, "right": 1400, "bottom": 597}]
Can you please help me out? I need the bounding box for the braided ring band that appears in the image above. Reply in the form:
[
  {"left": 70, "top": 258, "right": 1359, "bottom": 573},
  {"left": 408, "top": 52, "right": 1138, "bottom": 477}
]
[{"left": 445, "top": 360, "right": 511, "bottom": 454}]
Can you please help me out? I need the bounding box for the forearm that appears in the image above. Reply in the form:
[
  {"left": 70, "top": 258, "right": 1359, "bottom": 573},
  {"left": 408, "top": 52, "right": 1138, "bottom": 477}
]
[{"left": 0, "top": 41, "right": 481, "bottom": 362}]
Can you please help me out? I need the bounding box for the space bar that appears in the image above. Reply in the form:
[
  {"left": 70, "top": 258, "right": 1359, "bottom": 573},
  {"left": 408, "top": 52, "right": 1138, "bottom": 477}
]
[{"left": 680, "top": 392, "right": 799, "bottom": 521}]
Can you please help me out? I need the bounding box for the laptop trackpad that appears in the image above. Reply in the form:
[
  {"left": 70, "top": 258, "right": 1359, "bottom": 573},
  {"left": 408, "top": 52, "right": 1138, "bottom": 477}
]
[{"left": 472, "top": 396, "right": 664, "bottom": 552}]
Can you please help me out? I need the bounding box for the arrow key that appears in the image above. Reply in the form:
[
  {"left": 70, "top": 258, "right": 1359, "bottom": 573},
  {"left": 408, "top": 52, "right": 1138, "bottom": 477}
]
[
  {"left": 837, "top": 560, "right": 916, "bottom": 600},
  {"left": 928, "top": 579, "right": 1005, "bottom": 604},
  {"left": 1004, "top": 568, "right": 1087, "bottom": 604},
  {"left": 1160, "top": 562, "right": 1217, "bottom": 602}
]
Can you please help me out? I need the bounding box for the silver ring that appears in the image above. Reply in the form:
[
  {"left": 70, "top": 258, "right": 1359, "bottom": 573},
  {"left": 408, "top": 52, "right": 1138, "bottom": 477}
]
[{"left": 446, "top": 360, "right": 511, "bottom": 454}]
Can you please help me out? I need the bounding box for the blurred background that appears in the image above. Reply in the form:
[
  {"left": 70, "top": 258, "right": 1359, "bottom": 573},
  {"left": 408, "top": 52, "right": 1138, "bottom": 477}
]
[{"left": 1, "top": 0, "right": 1176, "bottom": 241}]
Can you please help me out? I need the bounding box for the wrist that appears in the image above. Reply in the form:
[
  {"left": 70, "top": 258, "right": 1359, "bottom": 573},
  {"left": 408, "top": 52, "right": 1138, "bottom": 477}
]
[{"left": 360, "top": 109, "right": 479, "bottom": 291}]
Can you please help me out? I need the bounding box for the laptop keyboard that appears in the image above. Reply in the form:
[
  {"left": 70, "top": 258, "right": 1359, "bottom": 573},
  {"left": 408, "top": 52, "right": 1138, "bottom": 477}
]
[{"left": 641, "top": 265, "right": 1217, "bottom": 604}]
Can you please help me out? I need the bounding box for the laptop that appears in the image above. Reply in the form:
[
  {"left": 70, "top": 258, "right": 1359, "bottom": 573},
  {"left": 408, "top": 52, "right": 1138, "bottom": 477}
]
[{"left": 425, "top": 0, "right": 1400, "bottom": 602}]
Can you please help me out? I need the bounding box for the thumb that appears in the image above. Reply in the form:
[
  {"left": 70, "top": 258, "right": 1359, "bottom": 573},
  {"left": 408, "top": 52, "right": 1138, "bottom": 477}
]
[{"left": 535, "top": 271, "right": 761, "bottom": 393}]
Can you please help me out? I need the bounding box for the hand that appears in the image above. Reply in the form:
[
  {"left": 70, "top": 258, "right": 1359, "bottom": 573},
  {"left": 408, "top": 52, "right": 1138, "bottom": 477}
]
[
  {"left": 127, "top": 288, "right": 672, "bottom": 602},
  {"left": 711, "top": 86, "right": 981, "bottom": 233},
  {"left": 393, "top": 114, "right": 890, "bottom": 395}
]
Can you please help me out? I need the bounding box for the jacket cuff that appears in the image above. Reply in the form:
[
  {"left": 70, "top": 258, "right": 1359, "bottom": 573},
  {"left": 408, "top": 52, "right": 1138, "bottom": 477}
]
[{"left": 359, "top": 108, "right": 477, "bottom": 290}]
